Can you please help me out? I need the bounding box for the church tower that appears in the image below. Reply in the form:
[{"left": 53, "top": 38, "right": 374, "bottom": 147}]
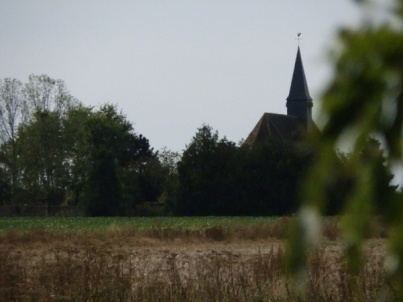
[
  {"left": 243, "top": 45, "right": 314, "bottom": 147},
  {"left": 286, "top": 47, "right": 313, "bottom": 128}
]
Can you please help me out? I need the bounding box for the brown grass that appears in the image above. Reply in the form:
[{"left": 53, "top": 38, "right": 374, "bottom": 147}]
[{"left": 0, "top": 218, "right": 393, "bottom": 301}]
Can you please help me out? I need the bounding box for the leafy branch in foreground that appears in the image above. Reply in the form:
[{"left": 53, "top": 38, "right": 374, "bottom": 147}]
[{"left": 289, "top": 0, "right": 403, "bottom": 298}]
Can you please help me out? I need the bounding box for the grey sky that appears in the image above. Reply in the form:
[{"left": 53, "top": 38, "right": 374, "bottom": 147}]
[{"left": 0, "top": 1, "right": 388, "bottom": 152}]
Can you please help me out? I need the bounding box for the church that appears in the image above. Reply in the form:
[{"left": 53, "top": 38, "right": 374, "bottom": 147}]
[{"left": 244, "top": 46, "right": 313, "bottom": 146}]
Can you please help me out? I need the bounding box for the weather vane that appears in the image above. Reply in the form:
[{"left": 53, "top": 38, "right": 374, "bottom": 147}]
[{"left": 297, "top": 33, "right": 302, "bottom": 46}]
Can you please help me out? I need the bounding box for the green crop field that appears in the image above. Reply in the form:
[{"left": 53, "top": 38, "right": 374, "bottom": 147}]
[{"left": 0, "top": 216, "right": 278, "bottom": 233}]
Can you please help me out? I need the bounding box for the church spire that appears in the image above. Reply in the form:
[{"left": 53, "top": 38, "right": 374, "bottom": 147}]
[{"left": 286, "top": 46, "right": 313, "bottom": 127}]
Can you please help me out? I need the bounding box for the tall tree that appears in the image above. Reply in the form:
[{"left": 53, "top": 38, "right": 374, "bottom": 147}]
[
  {"left": 157, "top": 147, "right": 181, "bottom": 211},
  {"left": 177, "top": 125, "right": 238, "bottom": 215},
  {"left": 84, "top": 104, "right": 155, "bottom": 216},
  {"left": 17, "top": 110, "right": 67, "bottom": 212},
  {"left": 0, "top": 78, "right": 24, "bottom": 205},
  {"left": 0, "top": 74, "right": 77, "bottom": 208},
  {"left": 62, "top": 104, "right": 93, "bottom": 206}
]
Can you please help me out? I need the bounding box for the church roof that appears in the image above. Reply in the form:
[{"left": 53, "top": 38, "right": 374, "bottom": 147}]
[
  {"left": 243, "top": 113, "right": 304, "bottom": 147},
  {"left": 286, "top": 47, "right": 312, "bottom": 102}
]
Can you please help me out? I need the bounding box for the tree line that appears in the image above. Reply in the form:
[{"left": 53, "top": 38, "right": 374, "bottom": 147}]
[{"left": 0, "top": 75, "right": 398, "bottom": 216}]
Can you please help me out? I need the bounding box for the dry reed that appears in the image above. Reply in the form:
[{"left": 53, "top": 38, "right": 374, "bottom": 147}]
[{"left": 0, "top": 217, "right": 391, "bottom": 301}]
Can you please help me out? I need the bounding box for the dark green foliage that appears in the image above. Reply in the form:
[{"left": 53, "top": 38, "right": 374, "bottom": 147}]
[
  {"left": 155, "top": 148, "right": 180, "bottom": 214},
  {"left": 176, "top": 125, "right": 238, "bottom": 215},
  {"left": 321, "top": 138, "right": 398, "bottom": 216},
  {"left": 17, "top": 110, "right": 67, "bottom": 209},
  {"left": 0, "top": 76, "right": 159, "bottom": 216},
  {"left": 0, "top": 166, "right": 10, "bottom": 205},
  {"left": 360, "top": 138, "right": 398, "bottom": 210},
  {"left": 83, "top": 104, "right": 156, "bottom": 216},
  {"left": 176, "top": 125, "right": 310, "bottom": 216},
  {"left": 238, "top": 140, "right": 308, "bottom": 216},
  {"left": 119, "top": 157, "right": 166, "bottom": 215},
  {"left": 86, "top": 154, "right": 122, "bottom": 216},
  {"left": 136, "top": 160, "right": 165, "bottom": 203},
  {"left": 62, "top": 105, "right": 93, "bottom": 206},
  {"left": 84, "top": 105, "right": 126, "bottom": 216}
]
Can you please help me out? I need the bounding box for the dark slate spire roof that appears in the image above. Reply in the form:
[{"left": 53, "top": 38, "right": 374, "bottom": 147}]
[{"left": 286, "top": 47, "right": 312, "bottom": 102}]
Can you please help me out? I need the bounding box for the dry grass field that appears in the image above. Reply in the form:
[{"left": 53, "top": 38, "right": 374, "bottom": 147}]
[{"left": 0, "top": 217, "right": 393, "bottom": 301}]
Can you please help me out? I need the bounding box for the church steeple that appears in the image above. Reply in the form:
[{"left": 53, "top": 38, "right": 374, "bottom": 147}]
[{"left": 286, "top": 46, "right": 313, "bottom": 127}]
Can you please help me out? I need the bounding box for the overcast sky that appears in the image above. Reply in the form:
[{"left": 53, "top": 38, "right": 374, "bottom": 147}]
[{"left": 0, "top": 1, "right": 392, "bottom": 152}]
